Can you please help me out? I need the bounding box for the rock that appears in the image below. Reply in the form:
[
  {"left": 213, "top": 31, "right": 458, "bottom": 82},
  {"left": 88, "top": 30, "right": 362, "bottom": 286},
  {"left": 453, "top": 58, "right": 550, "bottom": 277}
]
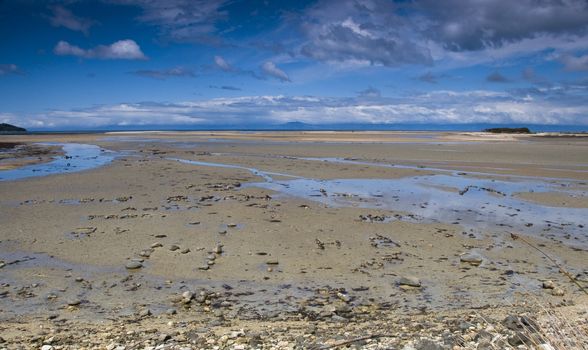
[
  {"left": 139, "top": 308, "right": 151, "bottom": 317},
  {"left": 551, "top": 288, "right": 565, "bottom": 296},
  {"left": 41, "top": 346, "right": 54, "bottom": 350},
  {"left": 336, "top": 292, "right": 352, "bottom": 303},
  {"left": 214, "top": 244, "right": 223, "bottom": 254},
  {"left": 67, "top": 299, "right": 81, "bottom": 306},
  {"left": 125, "top": 261, "right": 143, "bottom": 269},
  {"left": 398, "top": 276, "right": 421, "bottom": 287},
  {"left": 266, "top": 259, "right": 279, "bottom": 265},
  {"left": 415, "top": 339, "right": 444, "bottom": 350},
  {"left": 182, "top": 291, "right": 194, "bottom": 300},
  {"left": 158, "top": 333, "right": 171, "bottom": 342},
  {"left": 170, "top": 245, "right": 180, "bottom": 251},
  {"left": 151, "top": 242, "right": 163, "bottom": 248},
  {"left": 538, "top": 344, "right": 556, "bottom": 350},
  {"left": 166, "top": 308, "right": 177, "bottom": 315},
  {"left": 198, "top": 265, "right": 209, "bottom": 271},
  {"left": 460, "top": 253, "right": 483, "bottom": 266},
  {"left": 227, "top": 223, "right": 237, "bottom": 228},
  {"left": 542, "top": 280, "right": 556, "bottom": 289},
  {"left": 180, "top": 248, "right": 190, "bottom": 254},
  {"left": 502, "top": 315, "right": 539, "bottom": 332}
]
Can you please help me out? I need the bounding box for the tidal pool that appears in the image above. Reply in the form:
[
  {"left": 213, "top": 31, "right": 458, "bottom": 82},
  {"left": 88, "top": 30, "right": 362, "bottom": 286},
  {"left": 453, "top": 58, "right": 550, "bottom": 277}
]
[
  {"left": 172, "top": 156, "right": 588, "bottom": 246},
  {"left": 0, "top": 143, "right": 115, "bottom": 181}
]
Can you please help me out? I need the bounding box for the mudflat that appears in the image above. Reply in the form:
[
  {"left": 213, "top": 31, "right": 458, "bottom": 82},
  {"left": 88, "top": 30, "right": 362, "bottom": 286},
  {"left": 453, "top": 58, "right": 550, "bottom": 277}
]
[{"left": 0, "top": 131, "right": 587, "bottom": 349}]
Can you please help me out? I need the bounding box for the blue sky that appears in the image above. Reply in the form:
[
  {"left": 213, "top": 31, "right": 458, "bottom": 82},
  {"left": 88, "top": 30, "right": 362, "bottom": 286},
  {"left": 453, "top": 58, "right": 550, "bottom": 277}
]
[{"left": 1, "top": 0, "right": 587, "bottom": 130}]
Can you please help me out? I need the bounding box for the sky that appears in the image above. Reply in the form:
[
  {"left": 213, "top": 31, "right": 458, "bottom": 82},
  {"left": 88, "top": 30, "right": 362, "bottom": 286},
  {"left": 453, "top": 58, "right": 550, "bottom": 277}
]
[{"left": 1, "top": 0, "right": 588, "bottom": 130}]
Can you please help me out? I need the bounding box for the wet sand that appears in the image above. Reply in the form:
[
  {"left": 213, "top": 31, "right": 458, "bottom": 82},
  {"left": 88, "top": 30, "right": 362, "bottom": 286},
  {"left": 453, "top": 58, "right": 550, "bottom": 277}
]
[{"left": 0, "top": 131, "right": 587, "bottom": 349}]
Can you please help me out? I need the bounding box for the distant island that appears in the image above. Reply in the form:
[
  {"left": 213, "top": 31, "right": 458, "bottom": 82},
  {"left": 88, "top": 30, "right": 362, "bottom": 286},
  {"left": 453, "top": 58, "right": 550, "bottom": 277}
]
[
  {"left": 0, "top": 123, "right": 27, "bottom": 134},
  {"left": 483, "top": 127, "right": 531, "bottom": 134}
]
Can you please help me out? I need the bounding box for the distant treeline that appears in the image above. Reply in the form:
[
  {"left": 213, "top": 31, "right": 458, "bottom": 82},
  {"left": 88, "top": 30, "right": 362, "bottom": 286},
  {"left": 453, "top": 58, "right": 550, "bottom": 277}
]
[{"left": 483, "top": 127, "right": 531, "bottom": 134}]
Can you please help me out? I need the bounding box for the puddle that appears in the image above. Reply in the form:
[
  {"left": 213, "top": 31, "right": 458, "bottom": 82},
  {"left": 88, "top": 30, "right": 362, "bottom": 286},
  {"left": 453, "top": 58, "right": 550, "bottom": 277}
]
[
  {"left": 249, "top": 175, "right": 588, "bottom": 244},
  {"left": 0, "top": 143, "right": 116, "bottom": 181}
]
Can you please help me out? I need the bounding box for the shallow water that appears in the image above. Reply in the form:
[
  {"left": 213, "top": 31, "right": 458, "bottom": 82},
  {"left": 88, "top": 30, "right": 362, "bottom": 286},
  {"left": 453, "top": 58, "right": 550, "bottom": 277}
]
[
  {"left": 172, "top": 156, "right": 588, "bottom": 246},
  {"left": 0, "top": 143, "right": 115, "bottom": 181}
]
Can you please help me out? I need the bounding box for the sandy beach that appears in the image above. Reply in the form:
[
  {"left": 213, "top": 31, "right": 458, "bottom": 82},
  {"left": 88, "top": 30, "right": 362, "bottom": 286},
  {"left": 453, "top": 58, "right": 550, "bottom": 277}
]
[{"left": 0, "top": 131, "right": 587, "bottom": 349}]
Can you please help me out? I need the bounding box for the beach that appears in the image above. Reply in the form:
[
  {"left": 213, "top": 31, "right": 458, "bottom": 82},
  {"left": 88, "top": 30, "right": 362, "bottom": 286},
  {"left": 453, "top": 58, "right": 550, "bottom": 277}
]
[{"left": 0, "top": 131, "right": 587, "bottom": 349}]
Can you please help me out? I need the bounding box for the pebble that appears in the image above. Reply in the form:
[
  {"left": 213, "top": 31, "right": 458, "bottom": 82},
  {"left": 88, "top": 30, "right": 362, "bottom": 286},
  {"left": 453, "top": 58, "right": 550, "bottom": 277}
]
[
  {"left": 266, "top": 259, "right": 279, "bottom": 265},
  {"left": 551, "top": 288, "right": 565, "bottom": 296},
  {"left": 460, "top": 253, "right": 483, "bottom": 266},
  {"left": 67, "top": 299, "right": 81, "bottom": 306},
  {"left": 398, "top": 276, "right": 421, "bottom": 288},
  {"left": 180, "top": 248, "right": 190, "bottom": 254},
  {"left": 542, "top": 280, "right": 556, "bottom": 289},
  {"left": 170, "top": 245, "right": 180, "bottom": 251},
  {"left": 214, "top": 245, "right": 223, "bottom": 254},
  {"left": 125, "top": 261, "right": 143, "bottom": 269},
  {"left": 139, "top": 308, "right": 151, "bottom": 317},
  {"left": 198, "top": 265, "right": 210, "bottom": 270},
  {"left": 151, "top": 242, "right": 163, "bottom": 248}
]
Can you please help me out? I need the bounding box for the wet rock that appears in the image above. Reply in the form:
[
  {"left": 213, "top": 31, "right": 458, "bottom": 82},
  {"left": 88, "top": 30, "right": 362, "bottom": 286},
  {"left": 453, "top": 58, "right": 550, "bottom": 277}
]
[
  {"left": 125, "top": 261, "right": 143, "bottom": 269},
  {"left": 398, "top": 276, "right": 421, "bottom": 288}
]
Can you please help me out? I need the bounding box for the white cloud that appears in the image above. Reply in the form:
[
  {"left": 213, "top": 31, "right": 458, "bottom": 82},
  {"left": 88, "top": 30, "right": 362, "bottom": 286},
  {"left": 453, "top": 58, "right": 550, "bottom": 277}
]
[
  {"left": 7, "top": 86, "right": 588, "bottom": 129},
  {"left": 261, "top": 61, "right": 290, "bottom": 82},
  {"left": 48, "top": 5, "right": 95, "bottom": 35},
  {"left": 559, "top": 53, "right": 588, "bottom": 71},
  {"left": 110, "top": 0, "right": 228, "bottom": 44},
  {"left": 54, "top": 40, "right": 147, "bottom": 60},
  {"left": 214, "top": 55, "right": 233, "bottom": 71}
]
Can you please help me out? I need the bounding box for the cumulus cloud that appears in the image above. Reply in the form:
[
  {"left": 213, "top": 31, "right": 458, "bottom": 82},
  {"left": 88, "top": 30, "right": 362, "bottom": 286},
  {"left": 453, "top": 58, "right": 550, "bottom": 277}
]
[
  {"left": 293, "top": 0, "right": 588, "bottom": 67},
  {"left": 261, "top": 61, "right": 290, "bottom": 82},
  {"left": 419, "top": 0, "right": 588, "bottom": 52},
  {"left": 0, "top": 64, "right": 23, "bottom": 76},
  {"left": 486, "top": 72, "right": 510, "bottom": 83},
  {"left": 559, "top": 53, "right": 588, "bottom": 71},
  {"left": 131, "top": 67, "right": 195, "bottom": 79},
  {"left": 53, "top": 40, "right": 147, "bottom": 60},
  {"left": 299, "top": 0, "right": 432, "bottom": 66},
  {"left": 48, "top": 5, "right": 96, "bottom": 35},
  {"left": 111, "top": 0, "right": 228, "bottom": 44},
  {"left": 11, "top": 85, "right": 588, "bottom": 129}
]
